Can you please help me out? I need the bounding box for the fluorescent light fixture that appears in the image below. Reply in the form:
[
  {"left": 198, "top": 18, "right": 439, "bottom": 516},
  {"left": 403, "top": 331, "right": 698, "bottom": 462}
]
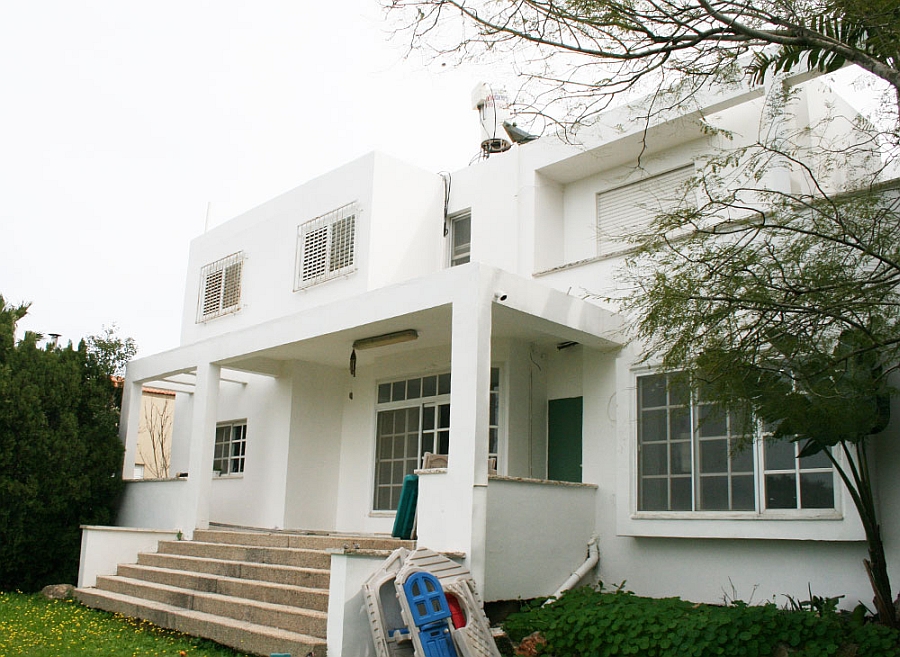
[{"left": 352, "top": 329, "right": 418, "bottom": 350}]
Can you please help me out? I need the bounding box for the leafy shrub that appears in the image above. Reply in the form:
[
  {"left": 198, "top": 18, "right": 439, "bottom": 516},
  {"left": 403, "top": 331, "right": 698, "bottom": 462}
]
[
  {"left": 0, "top": 298, "right": 125, "bottom": 591},
  {"left": 503, "top": 587, "right": 900, "bottom": 657}
]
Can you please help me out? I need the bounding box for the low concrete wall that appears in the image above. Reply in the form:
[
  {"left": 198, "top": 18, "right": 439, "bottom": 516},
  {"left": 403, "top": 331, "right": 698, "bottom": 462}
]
[
  {"left": 78, "top": 526, "right": 179, "bottom": 588},
  {"left": 117, "top": 478, "right": 190, "bottom": 530},
  {"left": 484, "top": 476, "right": 598, "bottom": 601},
  {"left": 327, "top": 551, "right": 389, "bottom": 657}
]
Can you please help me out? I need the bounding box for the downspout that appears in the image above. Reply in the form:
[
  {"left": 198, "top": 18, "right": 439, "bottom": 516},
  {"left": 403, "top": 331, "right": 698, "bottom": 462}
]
[{"left": 545, "top": 536, "right": 600, "bottom": 604}]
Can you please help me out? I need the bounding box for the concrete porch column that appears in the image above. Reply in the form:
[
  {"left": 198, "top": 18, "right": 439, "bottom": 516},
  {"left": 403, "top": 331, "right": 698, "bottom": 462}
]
[
  {"left": 180, "top": 362, "right": 221, "bottom": 539},
  {"left": 418, "top": 268, "right": 493, "bottom": 586},
  {"left": 120, "top": 378, "right": 143, "bottom": 480}
]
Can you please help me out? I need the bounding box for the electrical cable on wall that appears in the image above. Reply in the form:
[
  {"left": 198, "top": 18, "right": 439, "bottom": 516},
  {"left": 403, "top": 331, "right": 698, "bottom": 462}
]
[{"left": 439, "top": 172, "right": 451, "bottom": 236}]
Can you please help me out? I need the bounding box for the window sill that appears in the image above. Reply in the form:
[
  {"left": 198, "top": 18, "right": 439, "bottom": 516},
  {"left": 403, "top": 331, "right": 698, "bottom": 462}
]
[
  {"left": 212, "top": 474, "right": 244, "bottom": 480},
  {"left": 618, "top": 510, "right": 865, "bottom": 542}
]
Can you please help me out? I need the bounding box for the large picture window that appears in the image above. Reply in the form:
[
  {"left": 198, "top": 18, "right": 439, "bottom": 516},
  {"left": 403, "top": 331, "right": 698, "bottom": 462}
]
[
  {"left": 637, "top": 372, "right": 835, "bottom": 513},
  {"left": 197, "top": 252, "right": 243, "bottom": 322},
  {"left": 295, "top": 203, "right": 357, "bottom": 289}
]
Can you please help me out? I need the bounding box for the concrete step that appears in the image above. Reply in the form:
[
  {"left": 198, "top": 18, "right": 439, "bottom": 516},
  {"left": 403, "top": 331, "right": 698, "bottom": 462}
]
[
  {"left": 157, "top": 540, "right": 333, "bottom": 570},
  {"left": 136, "top": 552, "right": 331, "bottom": 589},
  {"left": 93, "top": 575, "right": 327, "bottom": 637},
  {"left": 77, "top": 528, "right": 413, "bottom": 656},
  {"left": 75, "top": 587, "right": 326, "bottom": 657},
  {"left": 116, "top": 562, "right": 329, "bottom": 611},
  {"left": 195, "top": 528, "right": 416, "bottom": 552}
]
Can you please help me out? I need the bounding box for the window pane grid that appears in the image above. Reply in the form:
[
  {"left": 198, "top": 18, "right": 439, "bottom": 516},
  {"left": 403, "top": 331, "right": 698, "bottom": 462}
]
[
  {"left": 373, "top": 367, "right": 501, "bottom": 511},
  {"left": 638, "top": 373, "right": 693, "bottom": 511},
  {"left": 373, "top": 407, "right": 421, "bottom": 511},
  {"left": 763, "top": 439, "right": 834, "bottom": 510},
  {"left": 213, "top": 421, "right": 247, "bottom": 475},
  {"left": 637, "top": 372, "right": 833, "bottom": 514},
  {"left": 296, "top": 203, "right": 358, "bottom": 290}
]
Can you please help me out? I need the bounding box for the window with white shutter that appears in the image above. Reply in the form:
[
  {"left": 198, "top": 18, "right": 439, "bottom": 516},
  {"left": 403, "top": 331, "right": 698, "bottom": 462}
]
[
  {"left": 295, "top": 203, "right": 358, "bottom": 290},
  {"left": 596, "top": 165, "right": 694, "bottom": 257},
  {"left": 197, "top": 252, "right": 243, "bottom": 322}
]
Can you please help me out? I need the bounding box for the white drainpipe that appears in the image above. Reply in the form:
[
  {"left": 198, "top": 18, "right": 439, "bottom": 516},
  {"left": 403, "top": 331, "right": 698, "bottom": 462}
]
[{"left": 546, "top": 536, "right": 600, "bottom": 604}]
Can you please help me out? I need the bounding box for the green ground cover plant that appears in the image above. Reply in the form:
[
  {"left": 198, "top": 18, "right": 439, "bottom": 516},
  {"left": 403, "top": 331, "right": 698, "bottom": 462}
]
[
  {"left": 0, "top": 592, "right": 251, "bottom": 657},
  {"left": 503, "top": 587, "right": 900, "bottom": 657}
]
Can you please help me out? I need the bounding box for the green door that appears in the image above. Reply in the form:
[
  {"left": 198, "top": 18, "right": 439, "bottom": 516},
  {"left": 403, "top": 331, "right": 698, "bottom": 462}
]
[{"left": 548, "top": 397, "right": 583, "bottom": 482}]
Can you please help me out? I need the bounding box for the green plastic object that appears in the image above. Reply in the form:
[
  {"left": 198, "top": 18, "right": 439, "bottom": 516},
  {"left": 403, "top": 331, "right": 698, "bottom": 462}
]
[{"left": 392, "top": 474, "right": 419, "bottom": 540}]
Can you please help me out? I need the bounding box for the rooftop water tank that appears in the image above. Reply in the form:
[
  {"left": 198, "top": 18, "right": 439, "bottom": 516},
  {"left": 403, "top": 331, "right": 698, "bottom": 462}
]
[{"left": 472, "top": 82, "right": 512, "bottom": 155}]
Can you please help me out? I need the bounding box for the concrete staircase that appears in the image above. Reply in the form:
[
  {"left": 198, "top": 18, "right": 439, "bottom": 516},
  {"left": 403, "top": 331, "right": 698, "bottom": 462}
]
[{"left": 76, "top": 527, "right": 415, "bottom": 657}]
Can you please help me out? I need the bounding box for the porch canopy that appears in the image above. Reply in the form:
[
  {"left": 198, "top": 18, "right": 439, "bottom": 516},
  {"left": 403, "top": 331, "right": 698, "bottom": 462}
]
[{"left": 119, "top": 264, "right": 625, "bottom": 578}]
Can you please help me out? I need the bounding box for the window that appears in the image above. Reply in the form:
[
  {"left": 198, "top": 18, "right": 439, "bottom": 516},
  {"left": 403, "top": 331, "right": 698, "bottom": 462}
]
[
  {"left": 449, "top": 211, "right": 471, "bottom": 267},
  {"left": 296, "top": 203, "right": 357, "bottom": 289},
  {"left": 214, "top": 421, "right": 247, "bottom": 475},
  {"left": 596, "top": 165, "right": 694, "bottom": 257},
  {"left": 488, "top": 367, "right": 500, "bottom": 466},
  {"left": 763, "top": 435, "right": 835, "bottom": 510},
  {"left": 373, "top": 368, "right": 500, "bottom": 511},
  {"left": 197, "top": 252, "right": 243, "bottom": 322},
  {"left": 637, "top": 372, "right": 835, "bottom": 513}
]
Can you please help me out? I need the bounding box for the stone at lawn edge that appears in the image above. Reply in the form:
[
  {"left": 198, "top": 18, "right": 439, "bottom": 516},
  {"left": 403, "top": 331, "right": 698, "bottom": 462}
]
[{"left": 42, "top": 584, "right": 75, "bottom": 600}]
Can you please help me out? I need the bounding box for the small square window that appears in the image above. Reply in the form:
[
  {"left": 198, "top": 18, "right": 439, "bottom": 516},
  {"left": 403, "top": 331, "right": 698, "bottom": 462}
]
[
  {"left": 213, "top": 421, "right": 247, "bottom": 475},
  {"left": 448, "top": 211, "right": 471, "bottom": 267}
]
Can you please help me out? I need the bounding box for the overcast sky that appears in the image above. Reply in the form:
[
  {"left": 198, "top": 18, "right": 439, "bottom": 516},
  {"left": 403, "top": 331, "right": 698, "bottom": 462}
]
[
  {"left": 1, "top": 2, "right": 887, "bottom": 361},
  {"left": 0, "top": 0, "right": 511, "bottom": 357}
]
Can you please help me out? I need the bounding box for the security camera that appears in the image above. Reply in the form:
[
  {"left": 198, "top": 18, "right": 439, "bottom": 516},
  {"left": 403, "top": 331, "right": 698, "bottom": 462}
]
[{"left": 494, "top": 291, "right": 508, "bottom": 302}]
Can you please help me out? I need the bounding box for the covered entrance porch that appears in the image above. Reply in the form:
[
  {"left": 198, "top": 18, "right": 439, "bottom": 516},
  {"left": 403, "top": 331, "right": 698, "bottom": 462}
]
[{"left": 104, "top": 263, "right": 624, "bottom": 603}]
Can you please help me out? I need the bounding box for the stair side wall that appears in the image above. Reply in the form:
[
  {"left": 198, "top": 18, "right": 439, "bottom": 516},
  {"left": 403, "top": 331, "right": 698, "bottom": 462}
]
[{"left": 78, "top": 527, "right": 180, "bottom": 588}]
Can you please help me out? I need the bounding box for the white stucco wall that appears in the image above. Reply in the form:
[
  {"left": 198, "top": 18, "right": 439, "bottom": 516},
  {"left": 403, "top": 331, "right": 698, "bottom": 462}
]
[
  {"left": 483, "top": 477, "right": 597, "bottom": 601},
  {"left": 104, "top": 75, "right": 900, "bottom": 618},
  {"left": 206, "top": 372, "right": 292, "bottom": 529},
  {"left": 181, "top": 155, "right": 376, "bottom": 346},
  {"left": 117, "top": 479, "right": 192, "bottom": 530},
  {"left": 334, "top": 344, "right": 454, "bottom": 536},
  {"left": 78, "top": 526, "right": 179, "bottom": 588},
  {"left": 283, "top": 362, "right": 347, "bottom": 531},
  {"left": 327, "top": 553, "right": 387, "bottom": 657},
  {"left": 180, "top": 152, "right": 450, "bottom": 348},
  {"left": 444, "top": 152, "right": 525, "bottom": 275}
]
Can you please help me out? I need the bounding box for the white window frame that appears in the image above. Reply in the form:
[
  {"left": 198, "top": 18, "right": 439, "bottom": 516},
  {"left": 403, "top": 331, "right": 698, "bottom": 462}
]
[
  {"left": 634, "top": 370, "right": 841, "bottom": 518},
  {"left": 447, "top": 210, "right": 471, "bottom": 267},
  {"left": 372, "top": 372, "right": 452, "bottom": 512},
  {"left": 371, "top": 367, "right": 503, "bottom": 512},
  {"left": 197, "top": 252, "right": 244, "bottom": 322},
  {"left": 596, "top": 165, "right": 694, "bottom": 257},
  {"left": 295, "top": 202, "right": 358, "bottom": 290},
  {"left": 213, "top": 420, "right": 247, "bottom": 476}
]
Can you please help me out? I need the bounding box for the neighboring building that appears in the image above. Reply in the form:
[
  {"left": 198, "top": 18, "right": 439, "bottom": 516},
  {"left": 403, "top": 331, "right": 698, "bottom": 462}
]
[
  {"left": 79, "top": 74, "right": 899, "bottom": 654},
  {"left": 134, "top": 387, "right": 175, "bottom": 480},
  {"left": 111, "top": 379, "right": 175, "bottom": 480}
]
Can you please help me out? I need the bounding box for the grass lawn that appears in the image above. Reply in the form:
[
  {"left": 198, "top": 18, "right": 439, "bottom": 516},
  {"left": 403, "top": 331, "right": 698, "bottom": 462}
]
[{"left": 0, "top": 591, "right": 252, "bottom": 657}]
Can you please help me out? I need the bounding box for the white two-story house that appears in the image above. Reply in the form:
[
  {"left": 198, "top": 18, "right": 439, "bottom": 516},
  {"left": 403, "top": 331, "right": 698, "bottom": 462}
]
[{"left": 78, "top": 72, "right": 900, "bottom": 655}]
